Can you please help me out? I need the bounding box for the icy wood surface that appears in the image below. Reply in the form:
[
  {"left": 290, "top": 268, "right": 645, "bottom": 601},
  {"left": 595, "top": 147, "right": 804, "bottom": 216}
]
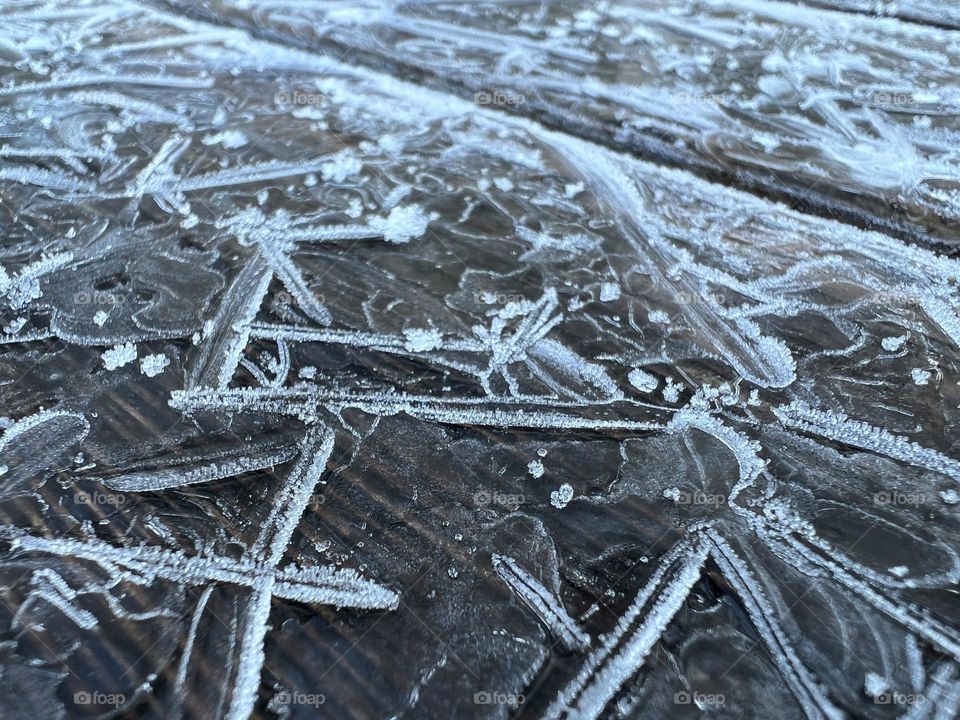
[
  {"left": 0, "top": 0, "right": 959, "bottom": 719},
  {"left": 162, "top": 0, "right": 960, "bottom": 247}
]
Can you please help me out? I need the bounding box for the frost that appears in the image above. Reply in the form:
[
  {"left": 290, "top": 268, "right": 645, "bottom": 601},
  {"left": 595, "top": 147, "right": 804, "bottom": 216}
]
[
  {"left": 493, "top": 554, "right": 589, "bottom": 652},
  {"left": 627, "top": 368, "right": 658, "bottom": 393},
  {"left": 527, "top": 459, "right": 544, "bottom": 478},
  {"left": 550, "top": 483, "right": 573, "bottom": 509},
  {"left": 320, "top": 150, "right": 363, "bottom": 182},
  {"left": 371, "top": 204, "right": 436, "bottom": 243},
  {"left": 662, "top": 378, "right": 681, "bottom": 403},
  {"left": 201, "top": 129, "right": 248, "bottom": 148},
  {"left": 774, "top": 401, "right": 960, "bottom": 483},
  {"left": 403, "top": 327, "right": 442, "bottom": 352},
  {"left": 140, "top": 353, "right": 170, "bottom": 378},
  {"left": 102, "top": 342, "right": 137, "bottom": 370},
  {"left": 911, "top": 368, "right": 931, "bottom": 386},
  {"left": 599, "top": 282, "right": 620, "bottom": 302},
  {"left": 882, "top": 334, "right": 908, "bottom": 351}
]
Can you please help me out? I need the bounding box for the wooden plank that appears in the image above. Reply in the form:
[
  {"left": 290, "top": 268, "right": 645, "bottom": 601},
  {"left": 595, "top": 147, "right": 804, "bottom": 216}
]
[
  {"left": 783, "top": 0, "right": 960, "bottom": 30},
  {"left": 162, "top": 0, "right": 960, "bottom": 248},
  {"left": 3, "top": 2, "right": 960, "bottom": 719}
]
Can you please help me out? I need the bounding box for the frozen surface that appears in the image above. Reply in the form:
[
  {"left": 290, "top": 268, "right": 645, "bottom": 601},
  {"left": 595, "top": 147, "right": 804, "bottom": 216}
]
[
  {"left": 0, "top": 0, "right": 959, "bottom": 719},
  {"left": 164, "top": 0, "right": 960, "bottom": 247}
]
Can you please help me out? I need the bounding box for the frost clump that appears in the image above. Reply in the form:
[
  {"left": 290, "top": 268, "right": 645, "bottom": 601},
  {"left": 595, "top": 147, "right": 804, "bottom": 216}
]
[
  {"left": 202, "top": 130, "right": 248, "bottom": 148},
  {"left": 649, "top": 309, "right": 670, "bottom": 324},
  {"left": 550, "top": 483, "right": 573, "bottom": 509},
  {"left": 321, "top": 151, "right": 363, "bottom": 182},
  {"left": 140, "top": 353, "right": 170, "bottom": 378},
  {"left": 372, "top": 205, "right": 436, "bottom": 244},
  {"left": 102, "top": 342, "right": 137, "bottom": 370},
  {"left": 627, "top": 368, "right": 658, "bottom": 393},
  {"left": 599, "top": 282, "right": 620, "bottom": 302},
  {"left": 662, "top": 377, "right": 682, "bottom": 403},
  {"left": 403, "top": 327, "right": 442, "bottom": 352},
  {"left": 911, "top": 368, "right": 930, "bottom": 386},
  {"left": 864, "top": 672, "right": 887, "bottom": 697},
  {"left": 93, "top": 310, "right": 109, "bottom": 326},
  {"left": 3, "top": 317, "right": 26, "bottom": 335},
  {"left": 527, "top": 460, "right": 544, "bottom": 478},
  {"left": 881, "top": 334, "right": 907, "bottom": 351}
]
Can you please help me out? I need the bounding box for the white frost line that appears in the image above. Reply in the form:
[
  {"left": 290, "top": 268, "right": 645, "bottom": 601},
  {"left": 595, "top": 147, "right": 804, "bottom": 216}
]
[
  {"left": 0, "top": 409, "right": 89, "bottom": 453},
  {"left": 249, "top": 322, "right": 486, "bottom": 353},
  {"left": 782, "top": 534, "right": 960, "bottom": 660},
  {"left": 492, "top": 554, "right": 590, "bottom": 652},
  {"left": 773, "top": 401, "right": 960, "bottom": 483},
  {"left": 707, "top": 532, "right": 843, "bottom": 720},
  {"left": 188, "top": 251, "right": 273, "bottom": 390},
  {"left": 169, "top": 386, "right": 667, "bottom": 431},
  {"left": 226, "top": 426, "right": 396, "bottom": 720},
  {"left": 171, "top": 584, "right": 215, "bottom": 714},
  {"left": 101, "top": 437, "right": 299, "bottom": 491},
  {"left": 543, "top": 539, "right": 707, "bottom": 720},
  {"left": 6, "top": 531, "right": 396, "bottom": 608}
]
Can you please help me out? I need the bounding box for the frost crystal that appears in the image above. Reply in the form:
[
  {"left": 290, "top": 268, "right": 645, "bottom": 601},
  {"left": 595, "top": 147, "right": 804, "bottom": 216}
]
[
  {"left": 102, "top": 342, "right": 137, "bottom": 370},
  {"left": 550, "top": 483, "right": 573, "bottom": 509},
  {"left": 140, "top": 353, "right": 170, "bottom": 378}
]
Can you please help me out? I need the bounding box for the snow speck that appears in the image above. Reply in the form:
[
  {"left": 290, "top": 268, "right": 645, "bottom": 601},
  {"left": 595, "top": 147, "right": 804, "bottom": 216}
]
[
  {"left": 140, "top": 353, "right": 170, "bottom": 378},
  {"left": 93, "top": 310, "right": 109, "bottom": 326},
  {"left": 887, "top": 566, "right": 909, "bottom": 578},
  {"left": 864, "top": 672, "right": 888, "bottom": 697},
  {"left": 599, "top": 282, "right": 621, "bottom": 302},
  {"left": 527, "top": 460, "right": 544, "bottom": 478},
  {"left": 911, "top": 368, "right": 930, "bottom": 386},
  {"left": 3, "top": 317, "right": 26, "bottom": 335},
  {"left": 649, "top": 309, "right": 671, "bottom": 324},
  {"left": 939, "top": 489, "right": 959, "bottom": 505},
  {"left": 102, "top": 342, "right": 137, "bottom": 370},
  {"left": 550, "top": 483, "right": 574, "bottom": 509},
  {"left": 321, "top": 151, "right": 363, "bottom": 182},
  {"left": 627, "top": 368, "right": 658, "bottom": 393},
  {"left": 881, "top": 334, "right": 907, "bottom": 351},
  {"left": 403, "top": 327, "right": 442, "bottom": 352},
  {"left": 201, "top": 130, "right": 249, "bottom": 149},
  {"left": 374, "top": 204, "right": 436, "bottom": 244},
  {"left": 662, "top": 377, "right": 681, "bottom": 403}
]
